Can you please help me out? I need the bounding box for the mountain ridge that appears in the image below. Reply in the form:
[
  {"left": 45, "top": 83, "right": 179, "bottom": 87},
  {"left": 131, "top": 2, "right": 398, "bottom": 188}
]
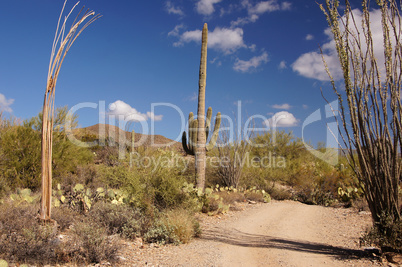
[{"left": 75, "top": 123, "right": 182, "bottom": 151}]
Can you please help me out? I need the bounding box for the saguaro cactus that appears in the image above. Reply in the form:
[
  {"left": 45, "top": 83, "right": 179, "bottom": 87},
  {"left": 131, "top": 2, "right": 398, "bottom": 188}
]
[
  {"left": 181, "top": 23, "right": 220, "bottom": 190},
  {"left": 182, "top": 107, "right": 221, "bottom": 155}
]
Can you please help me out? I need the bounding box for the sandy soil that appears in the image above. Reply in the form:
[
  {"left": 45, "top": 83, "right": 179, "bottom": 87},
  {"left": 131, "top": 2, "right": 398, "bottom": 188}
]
[{"left": 116, "top": 200, "right": 383, "bottom": 267}]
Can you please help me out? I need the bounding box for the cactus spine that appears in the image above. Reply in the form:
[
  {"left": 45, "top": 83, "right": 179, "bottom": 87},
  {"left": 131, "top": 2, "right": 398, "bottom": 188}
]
[{"left": 181, "top": 23, "right": 221, "bottom": 190}]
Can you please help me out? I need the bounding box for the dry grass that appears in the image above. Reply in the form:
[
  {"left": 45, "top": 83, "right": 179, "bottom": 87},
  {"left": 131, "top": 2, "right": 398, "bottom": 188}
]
[
  {"left": 217, "top": 191, "right": 245, "bottom": 205},
  {"left": 244, "top": 191, "right": 265, "bottom": 202},
  {"left": 0, "top": 202, "right": 58, "bottom": 265},
  {"left": 62, "top": 220, "right": 120, "bottom": 264},
  {"left": 165, "top": 209, "right": 200, "bottom": 243}
]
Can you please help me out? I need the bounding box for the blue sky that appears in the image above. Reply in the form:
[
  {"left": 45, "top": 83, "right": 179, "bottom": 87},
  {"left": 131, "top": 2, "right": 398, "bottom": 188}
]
[{"left": 0, "top": 0, "right": 364, "bottom": 147}]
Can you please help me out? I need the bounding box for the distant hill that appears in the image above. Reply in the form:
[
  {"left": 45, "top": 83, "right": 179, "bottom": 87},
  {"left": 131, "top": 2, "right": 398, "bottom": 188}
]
[{"left": 74, "top": 124, "right": 182, "bottom": 151}]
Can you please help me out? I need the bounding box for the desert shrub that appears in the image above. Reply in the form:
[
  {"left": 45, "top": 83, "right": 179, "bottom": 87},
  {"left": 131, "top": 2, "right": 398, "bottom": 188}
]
[
  {"left": 362, "top": 214, "right": 402, "bottom": 253},
  {"left": 236, "top": 167, "right": 267, "bottom": 190},
  {"left": 148, "top": 170, "right": 188, "bottom": 210},
  {"left": 267, "top": 186, "right": 292, "bottom": 200},
  {"left": 0, "top": 123, "right": 41, "bottom": 190},
  {"left": 64, "top": 220, "right": 119, "bottom": 264},
  {"left": 144, "top": 209, "right": 200, "bottom": 245},
  {"left": 243, "top": 130, "right": 362, "bottom": 207},
  {"left": 94, "top": 146, "right": 119, "bottom": 167},
  {"left": 99, "top": 153, "right": 194, "bottom": 211},
  {"left": 0, "top": 202, "right": 58, "bottom": 265},
  {"left": 0, "top": 108, "right": 93, "bottom": 193},
  {"left": 201, "top": 194, "right": 220, "bottom": 214},
  {"left": 244, "top": 191, "right": 265, "bottom": 202},
  {"left": 352, "top": 198, "right": 370, "bottom": 212},
  {"left": 295, "top": 184, "right": 337, "bottom": 206},
  {"left": 143, "top": 220, "right": 179, "bottom": 245},
  {"left": 217, "top": 191, "right": 245, "bottom": 205},
  {"left": 88, "top": 202, "right": 145, "bottom": 238},
  {"left": 164, "top": 209, "right": 201, "bottom": 243},
  {"left": 52, "top": 206, "right": 82, "bottom": 231}
]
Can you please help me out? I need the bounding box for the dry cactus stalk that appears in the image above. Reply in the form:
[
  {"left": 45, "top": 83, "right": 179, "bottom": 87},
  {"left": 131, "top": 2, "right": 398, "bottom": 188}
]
[{"left": 40, "top": 0, "right": 100, "bottom": 221}]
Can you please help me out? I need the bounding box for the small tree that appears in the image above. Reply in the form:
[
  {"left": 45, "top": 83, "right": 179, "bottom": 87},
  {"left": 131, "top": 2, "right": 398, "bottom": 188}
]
[
  {"left": 40, "top": 1, "right": 100, "bottom": 221},
  {"left": 321, "top": 0, "right": 401, "bottom": 249}
]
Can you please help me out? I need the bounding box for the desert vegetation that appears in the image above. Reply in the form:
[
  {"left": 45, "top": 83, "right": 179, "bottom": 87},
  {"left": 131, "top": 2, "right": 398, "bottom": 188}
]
[
  {"left": 0, "top": 107, "right": 372, "bottom": 265},
  {"left": 0, "top": 0, "right": 401, "bottom": 265}
]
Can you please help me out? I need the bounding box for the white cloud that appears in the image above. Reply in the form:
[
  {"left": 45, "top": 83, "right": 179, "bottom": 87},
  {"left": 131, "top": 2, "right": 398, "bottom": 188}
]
[
  {"left": 166, "top": 1, "right": 184, "bottom": 16},
  {"left": 292, "top": 51, "right": 342, "bottom": 81},
  {"left": 0, "top": 93, "right": 14, "bottom": 113},
  {"left": 292, "top": 8, "right": 389, "bottom": 81},
  {"left": 196, "top": 0, "right": 222, "bottom": 15},
  {"left": 233, "top": 52, "right": 268, "bottom": 72},
  {"left": 232, "top": 0, "right": 291, "bottom": 26},
  {"left": 249, "top": 0, "right": 287, "bottom": 14},
  {"left": 272, "top": 103, "right": 291, "bottom": 110},
  {"left": 209, "top": 27, "right": 246, "bottom": 53},
  {"left": 278, "top": 60, "right": 287, "bottom": 69},
  {"left": 174, "top": 29, "right": 202, "bottom": 47},
  {"left": 305, "top": 34, "right": 314, "bottom": 40},
  {"left": 168, "top": 24, "right": 184, "bottom": 37},
  {"left": 263, "top": 111, "right": 298, "bottom": 127},
  {"left": 107, "top": 100, "right": 162, "bottom": 122},
  {"left": 281, "top": 2, "right": 291, "bottom": 10},
  {"left": 303, "top": 104, "right": 309, "bottom": 109},
  {"left": 210, "top": 57, "right": 222, "bottom": 66},
  {"left": 146, "top": 111, "right": 163, "bottom": 121},
  {"left": 173, "top": 27, "right": 246, "bottom": 54}
]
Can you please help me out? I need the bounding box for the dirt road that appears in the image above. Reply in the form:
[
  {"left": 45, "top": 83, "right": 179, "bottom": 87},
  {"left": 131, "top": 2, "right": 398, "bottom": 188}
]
[{"left": 120, "top": 200, "right": 382, "bottom": 266}]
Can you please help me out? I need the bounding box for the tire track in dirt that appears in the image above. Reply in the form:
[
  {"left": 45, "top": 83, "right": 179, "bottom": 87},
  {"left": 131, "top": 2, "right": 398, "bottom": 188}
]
[
  {"left": 202, "top": 200, "right": 380, "bottom": 267},
  {"left": 118, "top": 200, "right": 381, "bottom": 266}
]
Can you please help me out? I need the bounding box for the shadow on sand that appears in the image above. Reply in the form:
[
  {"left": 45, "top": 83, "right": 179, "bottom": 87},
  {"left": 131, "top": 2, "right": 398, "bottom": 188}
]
[{"left": 202, "top": 226, "right": 375, "bottom": 261}]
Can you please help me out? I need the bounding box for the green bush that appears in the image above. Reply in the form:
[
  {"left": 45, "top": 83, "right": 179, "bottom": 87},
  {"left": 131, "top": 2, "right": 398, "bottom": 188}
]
[
  {"left": 98, "top": 150, "right": 196, "bottom": 211},
  {"left": 0, "top": 107, "right": 93, "bottom": 194},
  {"left": 88, "top": 201, "right": 145, "bottom": 238},
  {"left": 362, "top": 213, "right": 402, "bottom": 253},
  {"left": 144, "top": 220, "right": 179, "bottom": 245},
  {"left": 144, "top": 209, "right": 200, "bottom": 245}
]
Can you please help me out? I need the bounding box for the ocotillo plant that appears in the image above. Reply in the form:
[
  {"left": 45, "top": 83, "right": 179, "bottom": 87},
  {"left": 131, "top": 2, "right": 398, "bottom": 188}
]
[
  {"left": 181, "top": 23, "right": 220, "bottom": 190},
  {"left": 182, "top": 107, "right": 221, "bottom": 155},
  {"left": 40, "top": 1, "right": 100, "bottom": 221}
]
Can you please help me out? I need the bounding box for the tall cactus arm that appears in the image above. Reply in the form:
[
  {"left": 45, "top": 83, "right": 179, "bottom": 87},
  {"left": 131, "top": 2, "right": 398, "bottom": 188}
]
[
  {"left": 205, "top": 107, "right": 212, "bottom": 140},
  {"left": 206, "top": 112, "right": 221, "bottom": 151},
  {"left": 190, "top": 119, "right": 198, "bottom": 153},
  {"left": 188, "top": 112, "right": 195, "bottom": 153},
  {"left": 182, "top": 112, "right": 198, "bottom": 155},
  {"left": 182, "top": 131, "right": 194, "bottom": 155}
]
